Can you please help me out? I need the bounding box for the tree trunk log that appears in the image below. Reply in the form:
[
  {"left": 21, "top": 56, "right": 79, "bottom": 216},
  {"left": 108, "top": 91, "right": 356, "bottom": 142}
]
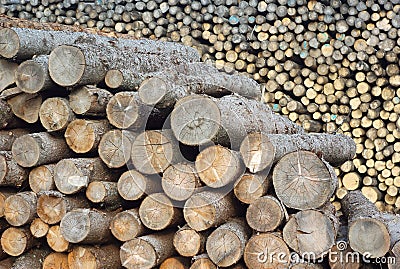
[
  {"left": 86, "top": 181, "right": 121, "bottom": 207},
  {"left": 105, "top": 69, "right": 153, "bottom": 91},
  {"left": 4, "top": 191, "right": 37, "bottom": 226},
  {"left": 1, "top": 226, "right": 36, "bottom": 256},
  {"left": 110, "top": 208, "right": 146, "bottom": 242},
  {"left": 0, "top": 99, "right": 22, "bottom": 130},
  {"left": 160, "top": 256, "right": 190, "bottom": 269},
  {"left": 246, "top": 195, "right": 285, "bottom": 232},
  {"left": 29, "top": 217, "right": 49, "bottom": 238},
  {"left": 0, "top": 60, "right": 18, "bottom": 92},
  {"left": 273, "top": 150, "right": 338, "bottom": 210},
  {"left": 39, "top": 97, "right": 75, "bottom": 132},
  {"left": 42, "top": 252, "right": 69, "bottom": 269},
  {"left": 7, "top": 93, "right": 42, "bottom": 123},
  {"left": 68, "top": 245, "right": 121, "bottom": 269},
  {"left": 234, "top": 172, "right": 270, "bottom": 204},
  {"left": 173, "top": 224, "right": 207, "bottom": 257},
  {"left": 0, "top": 129, "right": 29, "bottom": 151},
  {"left": 0, "top": 151, "right": 28, "bottom": 187},
  {"left": 10, "top": 248, "right": 51, "bottom": 269},
  {"left": 12, "top": 132, "right": 73, "bottom": 167},
  {"left": 28, "top": 164, "right": 55, "bottom": 193},
  {"left": 68, "top": 85, "right": 113, "bottom": 117},
  {"left": 117, "top": 170, "right": 161, "bottom": 201}
]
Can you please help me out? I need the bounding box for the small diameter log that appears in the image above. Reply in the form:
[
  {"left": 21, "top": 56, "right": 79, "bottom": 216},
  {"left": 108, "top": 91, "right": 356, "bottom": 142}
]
[
  {"left": 12, "top": 132, "right": 73, "bottom": 167},
  {"left": 37, "top": 191, "right": 90, "bottom": 225},
  {"left": 0, "top": 60, "right": 18, "bottom": 92},
  {"left": 246, "top": 195, "right": 285, "bottom": 232},
  {"left": 139, "top": 192, "right": 183, "bottom": 230},
  {"left": 0, "top": 129, "right": 29, "bottom": 151},
  {"left": 117, "top": 170, "right": 161, "bottom": 201},
  {"left": 98, "top": 129, "right": 135, "bottom": 168},
  {"left": 234, "top": 172, "right": 270, "bottom": 204},
  {"left": 162, "top": 162, "right": 201, "bottom": 201},
  {"left": 0, "top": 99, "right": 21, "bottom": 130},
  {"left": 65, "top": 119, "right": 111, "bottom": 154},
  {"left": 42, "top": 252, "right": 69, "bottom": 269},
  {"left": 47, "top": 225, "right": 69, "bottom": 253},
  {"left": 273, "top": 150, "right": 338, "bottom": 210},
  {"left": 206, "top": 218, "right": 251, "bottom": 267},
  {"left": 173, "top": 224, "right": 206, "bottom": 257},
  {"left": 110, "top": 208, "right": 146, "bottom": 242},
  {"left": 11, "top": 248, "right": 51, "bottom": 269},
  {"left": 120, "top": 231, "right": 175, "bottom": 269},
  {"left": 195, "top": 145, "right": 245, "bottom": 188},
  {"left": 131, "top": 130, "right": 181, "bottom": 175},
  {"left": 244, "top": 233, "right": 290, "bottom": 269},
  {"left": 7, "top": 92, "right": 42, "bottom": 123},
  {"left": 105, "top": 69, "right": 153, "bottom": 90},
  {"left": 28, "top": 164, "right": 55, "bottom": 193},
  {"left": 30, "top": 218, "right": 49, "bottom": 238},
  {"left": 60, "top": 208, "right": 117, "bottom": 244},
  {"left": 4, "top": 191, "right": 37, "bottom": 226},
  {"left": 86, "top": 181, "right": 121, "bottom": 207},
  {"left": 39, "top": 97, "right": 75, "bottom": 132},
  {"left": 68, "top": 245, "right": 121, "bottom": 269},
  {"left": 160, "top": 257, "right": 191, "bottom": 269},
  {"left": 69, "top": 85, "right": 113, "bottom": 117},
  {"left": 54, "top": 157, "right": 117, "bottom": 195},
  {"left": 171, "top": 94, "right": 303, "bottom": 148},
  {"left": 184, "top": 191, "right": 238, "bottom": 231},
  {"left": 15, "top": 55, "right": 54, "bottom": 93},
  {"left": 1, "top": 226, "right": 36, "bottom": 256},
  {"left": 190, "top": 254, "right": 217, "bottom": 269},
  {"left": 0, "top": 151, "right": 28, "bottom": 187}
]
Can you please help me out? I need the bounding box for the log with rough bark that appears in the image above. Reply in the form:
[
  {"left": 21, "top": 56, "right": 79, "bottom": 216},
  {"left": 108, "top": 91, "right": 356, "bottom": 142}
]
[
  {"left": 39, "top": 97, "right": 75, "bottom": 132},
  {"left": 0, "top": 226, "right": 36, "bottom": 256},
  {"left": 110, "top": 208, "right": 146, "bottom": 242},
  {"left": 117, "top": 170, "right": 161, "bottom": 201},
  {"left": 29, "top": 217, "right": 49, "bottom": 238},
  {"left": 68, "top": 245, "right": 121, "bottom": 269},
  {"left": 46, "top": 225, "right": 69, "bottom": 253},
  {"left": 60, "top": 208, "right": 117, "bottom": 244},
  {"left": 10, "top": 248, "right": 51, "bottom": 269},
  {"left": 173, "top": 224, "right": 207, "bottom": 257},
  {"left": 12, "top": 132, "right": 73, "bottom": 167},
  {"left": 120, "top": 231, "right": 175, "bottom": 269},
  {"left": 105, "top": 69, "right": 154, "bottom": 90},
  {"left": 68, "top": 85, "right": 113, "bottom": 117},
  {"left": 273, "top": 150, "right": 338, "bottom": 210},
  {"left": 28, "top": 164, "right": 55, "bottom": 193},
  {"left": 0, "top": 151, "right": 28, "bottom": 187},
  {"left": 234, "top": 172, "right": 270, "bottom": 204},
  {"left": 54, "top": 157, "right": 118, "bottom": 195},
  {"left": 206, "top": 218, "right": 251, "bottom": 267},
  {"left": 0, "top": 60, "right": 18, "bottom": 92},
  {"left": 86, "top": 181, "right": 121, "bottom": 207},
  {"left": 171, "top": 94, "right": 303, "bottom": 148},
  {"left": 0, "top": 99, "right": 22, "bottom": 129},
  {"left": 64, "top": 119, "right": 111, "bottom": 154},
  {"left": 0, "top": 129, "right": 29, "bottom": 151},
  {"left": 14, "top": 55, "right": 55, "bottom": 93},
  {"left": 7, "top": 92, "right": 42, "bottom": 123},
  {"left": 4, "top": 191, "right": 37, "bottom": 226},
  {"left": 42, "top": 252, "right": 69, "bottom": 269}
]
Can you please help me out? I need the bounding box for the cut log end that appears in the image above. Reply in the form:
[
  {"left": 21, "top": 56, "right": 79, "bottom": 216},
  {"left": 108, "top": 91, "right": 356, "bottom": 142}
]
[
  {"left": 117, "top": 170, "right": 149, "bottom": 201},
  {"left": 39, "top": 97, "right": 74, "bottom": 132},
  {"left": 190, "top": 256, "right": 217, "bottom": 269},
  {"left": 47, "top": 225, "right": 69, "bottom": 253},
  {"left": 120, "top": 239, "right": 157, "bottom": 269},
  {"left": 4, "top": 192, "right": 36, "bottom": 226},
  {"left": 1, "top": 227, "right": 31, "bottom": 256},
  {"left": 54, "top": 159, "right": 89, "bottom": 195},
  {"left": 139, "top": 193, "right": 178, "bottom": 230},
  {"left": 37, "top": 195, "right": 66, "bottom": 225},
  {"left": 59, "top": 210, "right": 90, "bottom": 244},
  {"left": 106, "top": 92, "right": 140, "bottom": 129},
  {"left": 43, "top": 252, "right": 69, "bottom": 269},
  {"left": 184, "top": 194, "right": 216, "bottom": 231},
  {"left": 29, "top": 165, "right": 55, "bottom": 193},
  {"left": 64, "top": 119, "right": 97, "bottom": 153},
  {"left": 246, "top": 195, "right": 284, "bottom": 232},
  {"left": 234, "top": 173, "right": 269, "bottom": 204},
  {"left": 173, "top": 227, "right": 202, "bottom": 257},
  {"left": 30, "top": 218, "right": 49, "bottom": 238},
  {"left": 0, "top": 28, "right": 19, "bottom": 58},
  {"left": 105, "top": 69, "right": 124, "bottom": 89},
  {"left": 98, "top": 130, "right": 132, "bottom": 169},
  {"left": 162, "top": 162, "right": 199, "bottom": 201},
  {"left": 15, "top": 60, "right": 46, "bottom": 93},
  {"left": 110, "top": 209, "right": 144, "bottom": 242},
  {"left": 240, "top": 132, "right": 275, "bottom": 173},
  {"left": 138, "top": 77, "right": 169, "bottom": 105}
]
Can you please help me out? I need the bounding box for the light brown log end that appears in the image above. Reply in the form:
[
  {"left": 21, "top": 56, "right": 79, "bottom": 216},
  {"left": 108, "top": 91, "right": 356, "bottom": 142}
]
[
  {"left": 246, "top": 195, "right": 285, "bottom": 232},
  {"left": 110, "top": 209, "right": 145, "bottom": 242},
  {"left": 0, "top": 28, "right": 19, "bottom": 58},
  {"left": 43, "top": 252, "right": 69, "bottom": 269},
  {"left": 240, "top": 132, "right": 275, "bottom": 173}
]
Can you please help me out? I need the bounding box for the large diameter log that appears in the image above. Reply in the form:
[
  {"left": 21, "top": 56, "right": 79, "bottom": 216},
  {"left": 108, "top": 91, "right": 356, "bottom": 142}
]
[
  {"left": 206, "top": 218, "right": 251, "bottom": 267},
  {"left": 12, "top": 132, "right": 73, "bottom": 167},
  {"left": 120, "top": 231, "right": 175, "bottom": 269},
  {"left": 234, "top": 172, "right": 270, "bottom": 204},
  {"left": 7, "top": 93, "right": 42, "bottom": 123},
  {"left": 173, "top": 224, "right": 207, "bottom": 257},
  {"left": 1, "top": 226, "right": 36, "bottom": 256},
  {"left": 15, "top": 55, "right": 54, "bottom": 93},
  {"left": 60, "top": 208, "right": 117, "bottom": 244},
  {"left": 98, "top": 129, "right": 135, "bottom": 168},
  {"left": 184, "top": 191, "right": 238, "bottom": 231},
  {"left": 68, "top": 245, "right": 121, "bottom": 269},
  {"left": 117, "top": 170, "right": 161, "bottom": 201},
  {"left": 110, "top": 208, "right": 146, "bottom": 242},
  {"left": 0, "top": 129, "right": 29, "bottom": 151},
  {"left": 39, "top": 97, "right": 75, "bottom": 132},
  {"left": 46, "top": 225, "right": 69, "bottom": 253},
  {"left": 4, "top": 191, "right": 37, "bottom": 226},
  {"left": 28, "top": 164, "right": 55, "bottom": 193},
  {"left": 10, "top": 248, "right": 51, "bottom": 269},
  {"left": 0, "top": 60, "right": 18, "bottom": 91},
  {"left": 0, "top": 151, "right": 28, "bottom": 187},
  {"left": 69, "top": 85, "right": 113, "bottom": 117},
  {"left": 273, "top": 150, "right": 338, "bottom": 210},
  {"left": 244, "top": 233, "right": 290, "bottom": 269},
  {"left": 171, "top": 94, "right": 303, "bottom": 148},
  {"left": 246, "top": 195, "right": 285, "bottom": 232},
  {"left": 42, "top": 252, "right": 69, "bottom": 269},
  {"left": 54, "top": 157, "right": 118, "bottom": 195},
  {"left": 65, "top": 119, "right": 111, "bottom": 154},
  {"left": 139, "top": 193, "right": 183, "bottom": 230}
]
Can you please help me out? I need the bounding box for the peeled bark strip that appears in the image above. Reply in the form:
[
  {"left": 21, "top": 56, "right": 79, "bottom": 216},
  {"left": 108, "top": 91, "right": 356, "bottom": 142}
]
[
  {"left": 283, "top": 209, "right": 337, "bottom": 259},
  {"left": 42, "top": 252, "right": 69, "bottom": 269},
  {"left": 69, "top": 85, "right": 113, "bottom": 117},
  {"left": 184, "top": 191, "right": 238, "bottom": 231},
  {"left": 37, "top": 191, "right": 90, "bottom": 225},
  {"left": 68, "top": 245, "right": 121, "bottom": 269},
  {"left": 98, "top": 129, "right": 135, "bottom": 169},
  {"left": 139, "top": 193, "right": 183, "bottom": 230},
  {"left": 162, "top": 162, "right": 201, "bottom": 201},
  {"left": 28, "top": 164, "right": 55, "bottom": 193},
  {"left": 12, "top": 132, "right": 73, "bottom": 167},
  {"left": 110, "top": 208, "right": 146, "bottom": 242},
  {"left": 39, "top": 97, "right": 75, "bottom": 132},
  {"left": 173, "top": 224, "right": 206, "bottom": 257},
  {"left": 244, "top": 233, "right": 290, "bottom": 269},
  {"left": 0, "top": 60, "right": 18, "bottom": 91},
  {"left": 234, "top": 172, "right": 270, "bottom": 204},
  {"left": 30, "top": 217, "right": 49, "bottom": 238},
  {"left": 0, "top": 129, "right": 29, "bottom": 151},
  {"left": 0, "top": 151, "right": 29, "bottom": 187},
  {"left": 160, "top": 257, "right": 190, "bottom": 269},
  {"left": 15, "top": 55, "right": 54, "bottom": 93},
  {"left": 65, "top": 119, "right": 111, "bottom": 154},
  {"left": 190, "top": 254, "right": 217, "bottom": 269},
  {"left": 195, "top": 145, "right": 245, "bottom": 188},
  {"left": 105, "top": 69, "right": 153, "bottom": 91},
  {"left": 246, "top": 195, "right": 285, "bottom": 232},
  {"left": 120, "top": 231, "right": 175, "bottom": 269},
  {"left": 86, "top": 181, "right": 121, "bottom": 206},
  {"left": 47, "top": 225, "right": 69, "bottom": 253},
  {"left": 131, "top": 130, "right": 181, "bottom": 175},
  {"left": 1, "top": 226, "right": 36, "bottom": 256},
  {"left": 10, "top": 248, "right": 50, "bottom": 269},
  {"left": 206, "top": 218, "right": 251, "bottom": 267},
  {"left": 273, "top": 150, "right": 338, "bottom": 210},
  {"left": 7, "top": 93, "right": 42, "bottom": 123},
  {"left": 171, "top": 94, "right": 303, "bottom": 148},
  {"left": 54, "top": 157, "right": 117, "bottom": 195},
  {"left": 4, "top": 191, "right": 37, "bottom": 226},
  {"left": 117, "top": 170, "right": 161, "bottom": 201},
  {"left": 60, "top": 208, "right": 117, "bottom": 244}
]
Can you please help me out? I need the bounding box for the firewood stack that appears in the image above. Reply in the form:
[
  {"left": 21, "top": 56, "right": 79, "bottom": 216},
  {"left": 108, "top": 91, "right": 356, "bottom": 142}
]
[{"left": 0, "top": 21, "right": 398, "bottom": 269}]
